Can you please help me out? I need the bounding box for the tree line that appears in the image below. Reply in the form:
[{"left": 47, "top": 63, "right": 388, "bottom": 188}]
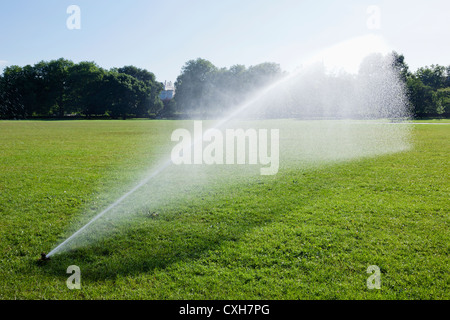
[
  {"left": 169, "top": 58, "right": 285, "bottom": 117},
  {"left": 170, "top": 54, "right": 450, "bottom": 119},
  {"left": 1, "top": 55, "right": 449, "bottom": 119},
  {"left": 0, "top": 58, "right": 163, "bottom": 119},
  {"left": 406, "top": 64, "right": 450, "bottom": 117}
]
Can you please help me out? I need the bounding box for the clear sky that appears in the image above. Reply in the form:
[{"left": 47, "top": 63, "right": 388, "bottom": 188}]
[{"left": 0, "top": 0, "right": 449, "bottom": 82}]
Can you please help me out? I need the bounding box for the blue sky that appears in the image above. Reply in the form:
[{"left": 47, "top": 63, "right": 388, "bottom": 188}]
[{"left": 1, "top": 0, "right": 449, "bottom": 82}]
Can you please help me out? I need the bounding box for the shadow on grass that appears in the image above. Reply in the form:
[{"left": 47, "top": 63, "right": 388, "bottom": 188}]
[
  {"left": 31, "top": 153, "right": 358, "bottom": 283},
  {"left": 32, "top": 176, "right": 298, "bottom": 281},
  {"left": 35, "top": 214, "right": 274, "bottom": 281}
]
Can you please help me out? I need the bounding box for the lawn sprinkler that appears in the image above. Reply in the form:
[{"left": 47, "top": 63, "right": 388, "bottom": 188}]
[{"left": 40, "top": 252, "right": 51, "bottom": 262}]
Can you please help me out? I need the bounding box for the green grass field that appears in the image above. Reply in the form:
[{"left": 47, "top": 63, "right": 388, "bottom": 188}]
[{"left": 0, "top": 120, "right": 448, "bottom": 299}]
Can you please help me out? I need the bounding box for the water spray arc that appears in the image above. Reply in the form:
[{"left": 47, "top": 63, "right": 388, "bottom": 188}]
[
  {"left": 46, "top": 163, "right": 171, "bottom": 257},
  {"left": 46, "top": 35, "right": 412, "bottom": 257},
  {"left": 46, "top": 71, "right": 303, "bottom": 258}
]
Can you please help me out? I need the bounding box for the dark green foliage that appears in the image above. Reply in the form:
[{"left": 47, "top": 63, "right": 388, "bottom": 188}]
[
  {"left": 116, "top": 66, "right": 164, "bottom": 116},
  {"left": 66, "top": 61, "right": 106, "bottom": 116},
  {"left": 173, "top": 58, "right": 284, "bottom": 117},
  {"left": 436, "top": 88, "right": 450, "bottom": 115},
  {"left": 1, "top": 54, "right": 449, "bottom": 119},
  {"left": 416, "top": 65, "right": 447, "bottom": 90},
  {"left": 0, "top": 65, "right": 40, "bottom": 119},
  {"left": 405, "top": 63, "right": 450, "bottom": 118},
  {"left": 407, "top": 77, "right": 436, "bottom": 117},
  {"left": 391, "top": 51, "right": 409, "bottom": 83},
  {"left": 173, "top": 53, "right": 445, "bottom": 119},
  {"left": 35, "top": 58, "right": 75, "bottom": 117},
  {"left": 0, "top": 59, "right": 163, "bottom": 119},
  {"left": 173, "top": 58, "right": 219, "bottom": 113}
]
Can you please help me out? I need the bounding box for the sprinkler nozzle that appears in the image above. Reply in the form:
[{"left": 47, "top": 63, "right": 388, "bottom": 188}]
[{"left": 40, "top": 252, "right": 51, "bottom": 261}]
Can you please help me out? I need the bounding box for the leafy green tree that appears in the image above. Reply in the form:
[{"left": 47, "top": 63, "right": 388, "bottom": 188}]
[
  {"left": 116, "top": 66, "right": 163, "bottom": 116},
  {"left": 66, "top": 61, "right": 106, "bottom": 116},
  {"left": 245, "top": 62, "right": 284, "bottom": 88},
  {"left": 405, "top": 64, "right": 450, "bottom": 117},
  {"left": 435, "top": 88, "right": 450, "bottom": 115},
  {"left": 406, "top": 76, "right": 435, "bottom": 117},
  {"left": 391, "top": 51, "right": 410, "bottom": 82},
  {"left": 416, "top": 65, "right": 446, "bottom": 90},
  {"left": 0, "top": 67, "right": 25, "bottom": 118},
  {"left": 445, "top": 66, "right": 450, "bottom": 88},
  {"left": 0, "top": 65, "right": 39, "bottom": 118},
  {"left": 100, "top": 72, "right": 151, "bottom": 119},
  {"left": 117, "top": 66, "right": 155, "bottom": 83},
  {"left": 174, "top": 58, "right": 218, "bottom": 113},
  {"left": 174, "top": 59, "right": 284, "bottom": 117},
  {"left": 34, "top": 58, "right": 75, "bottom": 117}
]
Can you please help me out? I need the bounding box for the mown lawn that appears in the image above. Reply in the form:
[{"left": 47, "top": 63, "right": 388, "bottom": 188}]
[{"left": 0, "top": 120, "right": 448, "bottom": 299}]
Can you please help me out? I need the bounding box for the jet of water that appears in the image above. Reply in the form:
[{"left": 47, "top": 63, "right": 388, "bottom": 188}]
[
  {"left": 47, "top": 35, "right": 412, "bottom": 257},
  {"left": 47, "top": 69, "right": 307, "bottom": 257}
]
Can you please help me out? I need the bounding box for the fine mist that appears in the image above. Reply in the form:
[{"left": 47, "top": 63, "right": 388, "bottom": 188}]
[{"left": 47, "top": 36, "right": 413, "bottom": 257}]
